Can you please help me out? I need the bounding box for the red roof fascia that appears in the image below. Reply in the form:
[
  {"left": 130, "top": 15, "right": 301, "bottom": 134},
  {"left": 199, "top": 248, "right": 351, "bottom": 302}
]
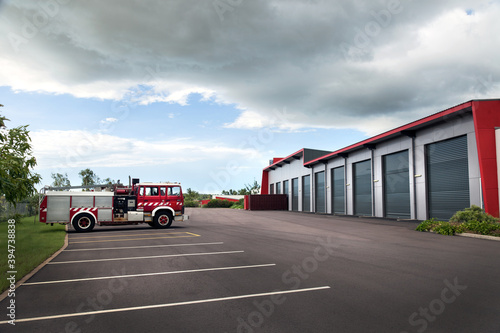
[
  {"left": 304, "top": 101, "right": 473, "bottom": 166},
  {"left": 263, "top": 148, "right": 305, "bottom": 171}
]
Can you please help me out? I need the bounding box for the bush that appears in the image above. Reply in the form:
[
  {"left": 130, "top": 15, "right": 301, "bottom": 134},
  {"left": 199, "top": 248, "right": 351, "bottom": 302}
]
[
  {"left": 417, "top": 219, "right": 456, "bottom": 235},
  {"left": 416, "top": 218, "right": 440, "bottom": 232},
  {"left": 453, "top": 223, "right": 469, "bottom": 234},
  {"left": 433, "top": 222, "right": 455, "bottom": 235},
  {"left": 4, "top": 213, "right": 24, "bottom": 224},
  {"left": 203, "top": 199, "right": 234, "bottom": 208},
  {"left": 464, "top": 220, "right": 500, "bottom": 235},
  {"left": 417, "top": 206, "right": 500, "bottom": 237},
  {"left": 450, "top": 205, "right": 498, "bottom": 224},
  {"left": 184, "top": 200, "right": 199, "bottom": 208},
  {"left": 230, "top": 198, "right": 245, "bottom": 210}
]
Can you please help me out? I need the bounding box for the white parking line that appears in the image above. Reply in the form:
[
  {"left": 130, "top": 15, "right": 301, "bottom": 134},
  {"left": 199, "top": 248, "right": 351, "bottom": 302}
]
[
  {"left": 48, "top": 250, "right": 245, "bottom": 265},
  {"left": 0, "top": 286, "right": 331, "bottom": 325},
  {"left": 64, "top": 242, "right": 224, "bottom": 252},
  {"left": 69, "top": 232, "right": 188, "bottom": 239},
  {"left": 23, "top": 263, "right": 276, "bottom": 286}
]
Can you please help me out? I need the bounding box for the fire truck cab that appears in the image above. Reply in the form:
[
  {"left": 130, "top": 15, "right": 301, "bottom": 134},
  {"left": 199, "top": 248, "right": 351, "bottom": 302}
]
[{"left": 39, "top": 180, "right": 188, "bottom": 232}]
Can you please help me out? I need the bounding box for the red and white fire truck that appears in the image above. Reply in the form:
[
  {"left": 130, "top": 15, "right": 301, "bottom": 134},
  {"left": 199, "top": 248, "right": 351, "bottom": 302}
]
[{"left": 39, "top": 178, "right": 188, "bottom": 232}]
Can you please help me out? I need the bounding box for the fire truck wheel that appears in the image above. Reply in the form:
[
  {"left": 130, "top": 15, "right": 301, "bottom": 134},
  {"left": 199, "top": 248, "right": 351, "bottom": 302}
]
[
  {"left": 153, "top": 211, "right": 173, "bottom": 228},
  {"left": 73, "top": 213, "right": 95, "bottom": 232}
]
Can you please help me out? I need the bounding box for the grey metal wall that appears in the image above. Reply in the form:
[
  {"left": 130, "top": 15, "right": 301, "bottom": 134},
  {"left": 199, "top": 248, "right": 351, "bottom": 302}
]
[{"left": 268, "top": 156, "right": 313, "bottom": 212}]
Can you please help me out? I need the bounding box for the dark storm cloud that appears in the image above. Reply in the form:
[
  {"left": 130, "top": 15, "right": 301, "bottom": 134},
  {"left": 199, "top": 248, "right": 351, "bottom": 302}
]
[{"left": 1, "top": 0, "right": 499, "bottom": 134}]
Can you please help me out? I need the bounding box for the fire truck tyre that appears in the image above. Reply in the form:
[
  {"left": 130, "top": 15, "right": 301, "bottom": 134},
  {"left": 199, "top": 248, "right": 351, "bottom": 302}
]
[
  {"left": 153, "top": 211, "right": 173, "bottom": 228},
  {"left": 73, "top": 213, "right": 96, "bottom": 232}
]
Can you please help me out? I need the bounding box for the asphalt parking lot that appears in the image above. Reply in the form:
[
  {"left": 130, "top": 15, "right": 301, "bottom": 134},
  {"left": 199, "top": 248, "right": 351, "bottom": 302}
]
[{"left": 1, "top": 208, "right": 500, "bottom": 332}]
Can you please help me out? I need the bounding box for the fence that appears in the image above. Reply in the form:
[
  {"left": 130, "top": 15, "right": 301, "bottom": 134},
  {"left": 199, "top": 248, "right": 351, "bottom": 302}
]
[
  {"left": 0, "top": 200, "right": 37, "bottom": 221},
  {"left": 244, "top": 194, "right": 288, "bottom": 211}
]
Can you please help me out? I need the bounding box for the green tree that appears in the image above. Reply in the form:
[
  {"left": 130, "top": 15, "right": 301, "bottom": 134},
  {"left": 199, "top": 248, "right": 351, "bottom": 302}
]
[
  {"left": 185, "top": 188, "right": 200, "bottom": 201},
  {"left": 221, "top": 189, "right": 238, "bottom": 195},
  {"left": 222, "top": 181, "right": 261, "bottom": 196},
  {"left": 102, "top": 177, "right": 115, "bottom": 185},
  {"left": 0, "top": 106, "right": 41, "bottom": 205},
  {"left": 51, "top": 172, "right": 71, "bottom": 188},
  {"left": 78, "top": 168, "right": 101, "bottom": 189},
  {"left": 245, "top": 180, "right": 261, "bottom": 194},
  {"left": 25, "top": 193, "right": 41, "bottom": 216}
]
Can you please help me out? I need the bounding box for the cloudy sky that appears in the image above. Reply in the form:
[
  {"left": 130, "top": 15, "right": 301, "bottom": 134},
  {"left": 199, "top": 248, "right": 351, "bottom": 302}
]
[{"left": 1, "top": 0, "right": 499, "bottom": 193}]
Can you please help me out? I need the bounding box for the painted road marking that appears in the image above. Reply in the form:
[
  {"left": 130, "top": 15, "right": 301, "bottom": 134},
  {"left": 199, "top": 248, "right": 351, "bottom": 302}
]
[
  {"left": 64, "top": 242, "right": 223, "bottom": 252},
  {"left": 69, "top": 232, "right": 189, "bottom": 239},
  {"left": 70, "top": 233, "right": 200, "bottom": 244},
  {"left": 48, "top": 250, "right": 245, "bottom": 265},
  {"left": 0, "top": 286, "right": 331, "bottom": 324},
  {"left": 23, "top": 263, "right": 276, "bottom": 286}
]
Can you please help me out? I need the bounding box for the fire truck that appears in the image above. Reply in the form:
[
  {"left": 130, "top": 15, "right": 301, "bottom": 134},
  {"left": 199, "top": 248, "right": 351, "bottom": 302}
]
[{"left": 39, "top": 178, "right": 188, "bottom": 232}]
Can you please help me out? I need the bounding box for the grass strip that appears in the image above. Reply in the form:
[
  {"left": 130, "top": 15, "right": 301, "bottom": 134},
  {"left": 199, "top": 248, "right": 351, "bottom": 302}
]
[{"left": 0, "top": 216, "right": 66, "bottom": 293}]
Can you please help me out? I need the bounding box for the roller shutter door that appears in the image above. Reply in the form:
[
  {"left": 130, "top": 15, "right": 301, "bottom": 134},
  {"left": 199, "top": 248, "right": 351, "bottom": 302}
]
[
  {"left": 315, "top": 171, "right": 326, "bottom": 213},
  {"left": 302, "top": 175, "right": 311, "bottom": 212},
  {"left": 354, "top": 160, "right": 372, "bottom": 216},
  {"left": 292, "top": 178, "right": 299, "bottom": 211},
  {"left": 332, "top": 166, "right": 345, "bottom": 214},
  {"left": 383, "top": 150, "right": 411, "bottom": 219},
  {"left": 283, "top": 180, "right": 289, "bottom": 210},
  {"left": 426, "top": 135, "right": 469, "bottom": 220}
]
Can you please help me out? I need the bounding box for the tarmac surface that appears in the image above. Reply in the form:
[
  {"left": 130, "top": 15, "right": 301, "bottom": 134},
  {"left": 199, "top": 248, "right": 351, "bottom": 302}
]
[{"left": 1, "top": 208, "right": 499, "bottom": 332}]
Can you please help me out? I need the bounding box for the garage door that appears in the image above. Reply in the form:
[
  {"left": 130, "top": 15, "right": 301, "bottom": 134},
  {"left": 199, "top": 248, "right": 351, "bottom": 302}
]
[
  {"left": 303, "top": 175, "right": 311, "bottom": 212},
  {"left": 315, "top": 171, "right": 326, "bottom": 213},
  {"left": 354, "top": 160, "right": 372, "bottom": 216},
  {"left": 292, "top": 178, "right": 299, "bottom": 211},
  {"left": 383, "top": 150, "right": 410, "bottom": 219},
  {"left": 332, "top": 166, "right": 345, "bottom": 214},
  {"left": 426, "top": 135, "right": 470, "bottom": 220}
]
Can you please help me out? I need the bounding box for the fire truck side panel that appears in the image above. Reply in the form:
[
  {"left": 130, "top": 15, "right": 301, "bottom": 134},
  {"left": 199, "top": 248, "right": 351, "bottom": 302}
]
[
  {"left": 71, "top": 196, "right": 93, "bottom": 208},
  {"left": 95, "top": 196, "right": 113, "bottom": 207},
  {"left": 47, "top": 196, "right": 70, "bottom": 223},
  {"left": 127, "top": 211, "right": 144, "bottom": 221},
  {"left": 97, "top": 209, "right": 113, "bottom": 222}
]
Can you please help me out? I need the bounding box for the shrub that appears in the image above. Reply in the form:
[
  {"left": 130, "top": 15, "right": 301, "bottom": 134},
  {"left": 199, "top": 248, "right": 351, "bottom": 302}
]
[
  {"left": 464, "top": 220, "right": 500, "bottom": 235},
  {"left": 203, "top": 199, "right": 234, "bottom": 208},
  {"left": 450, "top": 205, "right": 498, "bottom": 224},
  {"left": 416, "top": 218, "right": 440, "bottom": 232},
  {"left": 184, "top": 200, "right": 199, "bottom": 208},
  {"left": 453, "top": 223, "right": 469, "bottom": 234},
  {"left": 7, "top": 213, "right": 24, "bottom": 224},
  {"left": 230, "top": 204, "right": 244, "bottom": 209},
  {"left": 230, "top": 198, "right": 245, "bottom": 210},
  {"left": 433, "top": 222, "right": 455, "bottom": 235},
  {"left": 417, "top": 206, "right": 500, "bottom": 237}
]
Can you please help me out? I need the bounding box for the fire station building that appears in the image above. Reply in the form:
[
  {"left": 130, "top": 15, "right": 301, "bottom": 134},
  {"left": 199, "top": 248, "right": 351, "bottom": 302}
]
[{"left": 261, "top": 99, "right": 500, "bottom": 220}]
